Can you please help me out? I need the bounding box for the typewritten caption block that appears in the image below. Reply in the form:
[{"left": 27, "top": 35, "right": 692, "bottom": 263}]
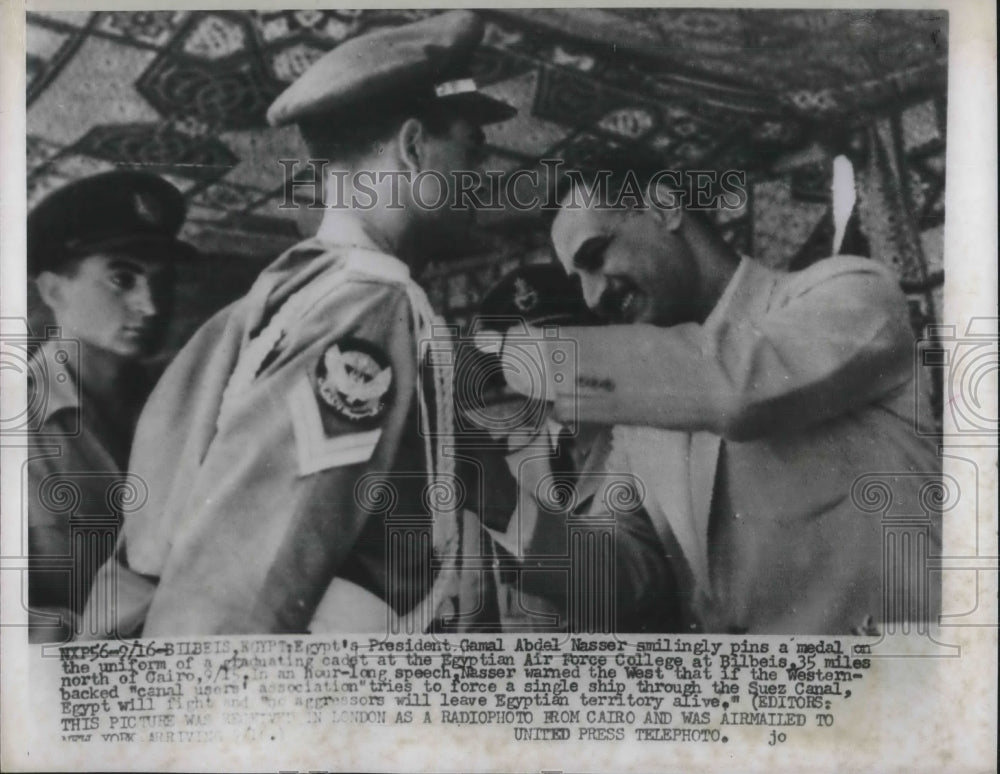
[{"left": 49, "top": 635, "right": 871, "bottom": 748}]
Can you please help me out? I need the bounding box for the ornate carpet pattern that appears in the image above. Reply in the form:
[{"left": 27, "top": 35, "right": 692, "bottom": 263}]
[{"left": 26, "top": 9, "right": 946, "bottom": 358}]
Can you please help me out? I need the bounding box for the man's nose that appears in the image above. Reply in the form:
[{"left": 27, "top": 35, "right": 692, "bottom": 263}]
[
  {"left": 129, "top": 279, "right": 159, "bottom": 317},
  {"left": 579, "top": 274, "right": 607, "bottom": 310}
]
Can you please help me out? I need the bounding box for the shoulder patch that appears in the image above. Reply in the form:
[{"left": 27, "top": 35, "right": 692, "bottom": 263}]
[{"left": 315, "top": 338, "right": 393, "bottom": 426}]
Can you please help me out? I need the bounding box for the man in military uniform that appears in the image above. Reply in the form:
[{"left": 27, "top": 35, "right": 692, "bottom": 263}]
[
  {"left": 494, "top": 167, "right": 941, "bottom": 634},
  {"left": 462, "top": 264, "right": 681, "bottom": 632},
  {"left": 82, "top": 11, "right": 516, "bottom": 637},
  {"left": 26, "top": 170, "right": 192, "bottom": 642}
]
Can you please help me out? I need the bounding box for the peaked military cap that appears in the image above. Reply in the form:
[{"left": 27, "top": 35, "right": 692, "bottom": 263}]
[
  {"left": 266, "top": 10, "right": 516, "bottom": 128},
  {"left": 27, "top": 170, "right": 196, "bottom": 275}
]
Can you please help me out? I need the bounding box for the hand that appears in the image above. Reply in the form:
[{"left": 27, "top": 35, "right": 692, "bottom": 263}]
[
  {"left": 472, "top": 326, "right": 552, "bottom": 400},
  {"left": 472, "top": 328, "right": 505, "bottom": 357},
  {"left": 499, "top": 325, "right": 558, "bottom": 403}
]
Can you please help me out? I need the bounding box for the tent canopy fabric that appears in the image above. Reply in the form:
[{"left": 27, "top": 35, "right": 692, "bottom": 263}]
[{"left": 26, "top": 9, "right": 945, "bottom": 347}]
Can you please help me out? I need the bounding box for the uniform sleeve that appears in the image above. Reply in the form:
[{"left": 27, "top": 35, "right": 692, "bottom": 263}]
[
  {"left": 134, "top": 278, "right": 421, "bottom": 635},
  {"left": 27, "top": 418, "right": 85, "bottom": 613},
  {"left": 545, "top": 261, "right": 914, "bottom": 440},
  {"left": 27, "top": 444, "right": 72, "bottom": 616},
  {"left": 27, "top": 442, "right": 65, "bottom": 534}
]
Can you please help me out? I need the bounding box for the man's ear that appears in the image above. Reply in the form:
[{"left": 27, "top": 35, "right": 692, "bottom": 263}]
[
  {"left": 644, "top": 179, "right": 684, "bottom": 232},
  {"left": 35, "top": 270, "right": 65, "bottom": 312},
  {"left": 396, "top": 117, "right": 425, "bottom": 173},
  {"left": 660, "top": 205, "right": 684, "bottom": 232}
]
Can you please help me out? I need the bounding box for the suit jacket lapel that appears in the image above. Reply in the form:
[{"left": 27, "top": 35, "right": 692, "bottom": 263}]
[
  {"left": 688, "top": 257, "right": 782, "bottom": 584},
  {"left": 613, "top": 425, "right": 712, "bottom": 596},
  {"left": 573, "top": 427, "right": 612, "bottom": 511},
  {"left": 688, "top": 430, "right": 721, "bottom": 577}
]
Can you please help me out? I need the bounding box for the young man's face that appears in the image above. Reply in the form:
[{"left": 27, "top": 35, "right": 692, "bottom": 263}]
[
  {"left": 39, "top": 252, "right": 176, "bottom": 359},
  {"left": 551, "top": 203, "right": 699, "bottom": 327}
]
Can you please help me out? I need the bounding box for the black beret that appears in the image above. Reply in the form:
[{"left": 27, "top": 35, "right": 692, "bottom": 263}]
[
  {"left": 27, "top": 170, "right": 196, "bottom": 275},
  {"left": 457, "top": 264, "right": 601, "bottom": 412},
  {"left": 477, "top": 263, "right": 600, "bottom": 330}
]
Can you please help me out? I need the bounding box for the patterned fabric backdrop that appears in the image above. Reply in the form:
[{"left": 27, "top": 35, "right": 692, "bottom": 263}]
[{"left": 26, "top": 9, "right": 946, "bottom": 361}]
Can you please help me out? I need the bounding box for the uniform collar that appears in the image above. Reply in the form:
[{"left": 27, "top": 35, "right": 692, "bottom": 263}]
[
  {"left": 32, "top": 339, "right": 81, "bottom": 424},
  {"left": 314, "top": 212, "right": 412, "bottom": 284}
]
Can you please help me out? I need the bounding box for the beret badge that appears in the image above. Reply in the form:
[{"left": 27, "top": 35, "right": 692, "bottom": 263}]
[
  {"left": 133, "top": 191, "right": 164, "bottom": 226},
  {"left": 512, "top": 277, "right": 539, "bottom": 313}
]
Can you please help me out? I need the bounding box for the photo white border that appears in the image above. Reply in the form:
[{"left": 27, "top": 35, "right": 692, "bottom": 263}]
[{"left": 2, "top": 1, "right": 995, "bottom": 771}]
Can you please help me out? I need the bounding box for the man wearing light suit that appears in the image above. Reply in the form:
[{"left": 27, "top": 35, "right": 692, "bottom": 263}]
[{"left": 496, "top": 168, "right": 941, "bottom": 634}]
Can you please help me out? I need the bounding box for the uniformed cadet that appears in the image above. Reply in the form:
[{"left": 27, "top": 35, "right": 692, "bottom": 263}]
[
  {"left": 495, "top": 165, "right": 941, "bottom": 634},
  {"left": 81, "top": 11, "right": 516, "bottom": 637},
  {"left": 462, "top": 264, "right": 681, "bottom": 632},
  {"left": 26, "top": 170, "right": 191, "bottom": 642}
]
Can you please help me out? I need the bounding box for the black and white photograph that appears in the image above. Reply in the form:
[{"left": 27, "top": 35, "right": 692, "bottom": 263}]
[{"left": 1, "top": 2, "right": 995, "bottom": 772}]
